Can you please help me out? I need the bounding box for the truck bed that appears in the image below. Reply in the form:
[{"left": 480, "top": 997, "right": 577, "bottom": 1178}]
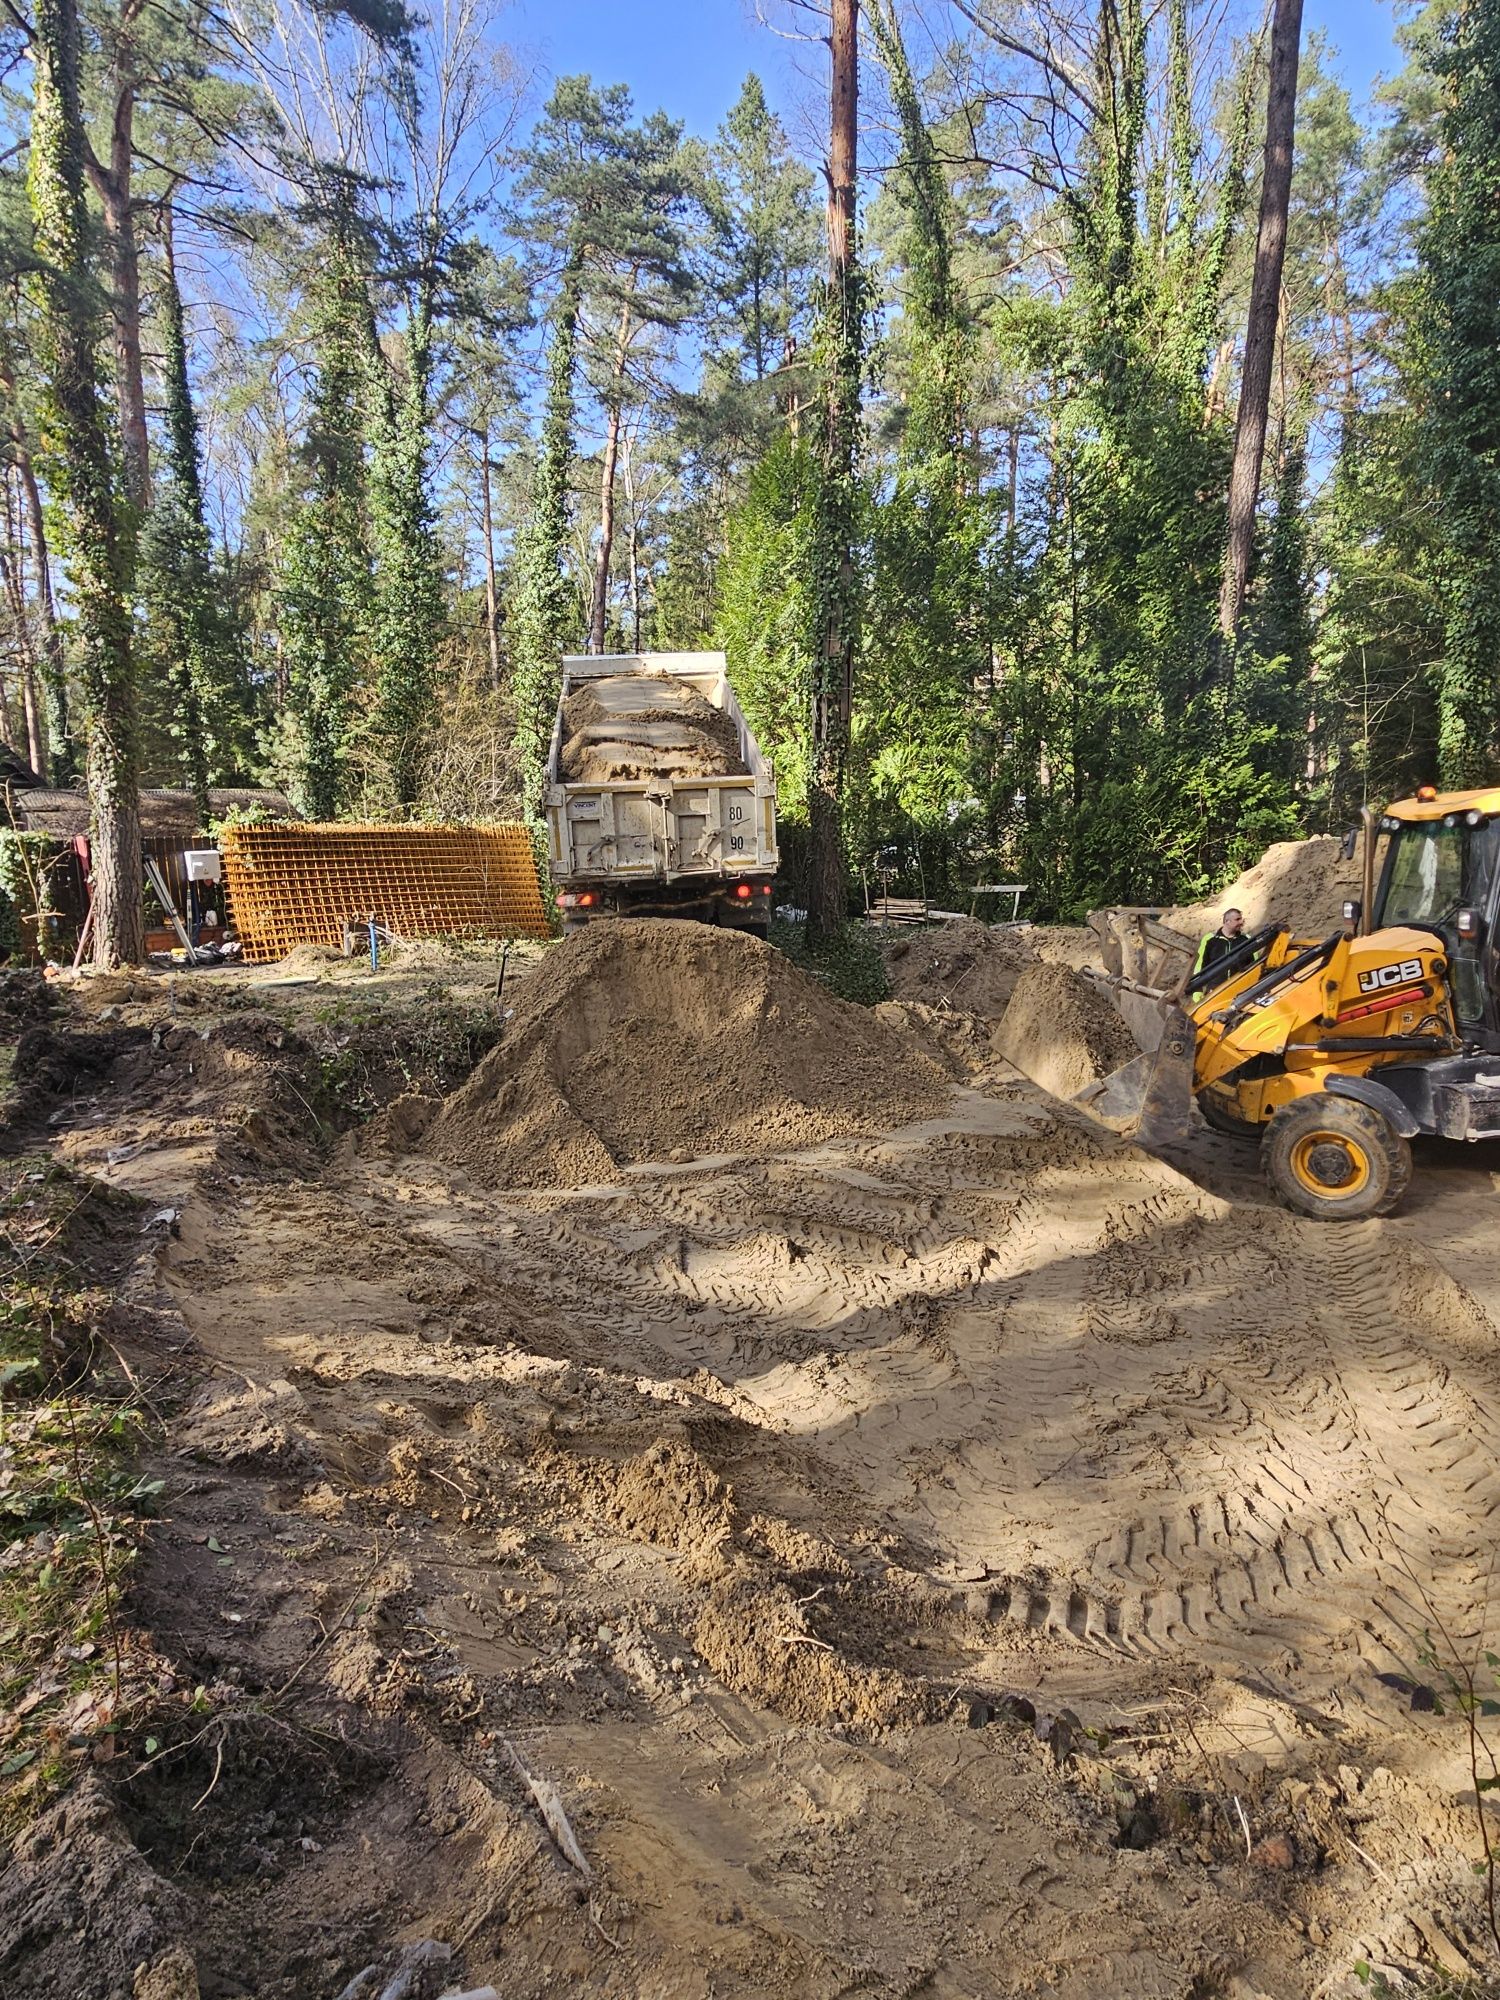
[{"left": 545, "top": 653, "right": 778, "bottom": 887}]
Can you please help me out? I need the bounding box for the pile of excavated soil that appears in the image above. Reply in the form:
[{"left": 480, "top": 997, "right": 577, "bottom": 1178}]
[
  {"left": 414, "top": 921, "right": 950, "bottom": 1187},
  {"left": 1027, "top": 923, "right": 1106, "bottom": 973},
  {"left": 994, "top": 959, "right": 1137, "bottom": 1101},
  {"left": 1172, "top": 835, "right": 1358, "bottom": 942},
  {"left": 872, "top": 998, "right": 1007, "bottom": 1080},
  {"left": 880, "top": 917, "right": 1035, "bottom": 1017},
  {"left": 559, "top": 672, "right": 748, "bottom": 784}
]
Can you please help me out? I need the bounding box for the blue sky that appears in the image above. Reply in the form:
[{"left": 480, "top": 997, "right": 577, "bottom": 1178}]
[{"left": 508, "top": 0, "right": 1404, "bottom": 149}]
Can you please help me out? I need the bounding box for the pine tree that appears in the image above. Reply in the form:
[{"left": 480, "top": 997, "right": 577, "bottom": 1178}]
[
  {"left": 706, "top": 75, "right": 820, "bottom": 387},
  {"left": 28, "top": 0, "right": 143, "bottom": 963}
]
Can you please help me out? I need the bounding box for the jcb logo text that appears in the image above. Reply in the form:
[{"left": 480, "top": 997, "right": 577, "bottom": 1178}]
[{"left": 1357, "top": 957, "right": 1422, "bottom": 994}]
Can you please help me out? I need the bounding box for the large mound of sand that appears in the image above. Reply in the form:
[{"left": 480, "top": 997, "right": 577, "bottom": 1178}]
[
  {"left": 420, "top": 921, "right": 951, "bottom": 1187},
  {"left": 881, "top": 917, "right": 1035, "bottom": 1018},
  {"left": 1171, "top": 835, "right": 1358, "bottom": 942},
  {"left": 559, "top": 673, "right": 748, "bottom": 785},
  {"left": 995, "top": 960, "right": 1138, "bottom": 1102}
]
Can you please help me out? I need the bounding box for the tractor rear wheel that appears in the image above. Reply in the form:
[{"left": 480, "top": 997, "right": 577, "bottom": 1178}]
[{"left": 1260, "top": 1092, "right": 1411, "bottom": 1221}]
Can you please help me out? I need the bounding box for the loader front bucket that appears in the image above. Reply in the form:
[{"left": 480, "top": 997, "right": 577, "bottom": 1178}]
[{"left": 1071, "top": 1004, "right": 1196, "bottom": 1151}]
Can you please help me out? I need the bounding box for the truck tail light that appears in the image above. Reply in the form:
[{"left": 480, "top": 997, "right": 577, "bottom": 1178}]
[
  {"left": 734, "top": 884, "right": 751, "bottom": 900},
  {"left": 762, "top": 885, "right": 772, "bottom": 895},
  {"left": 577, "top": 892, "right": 596, "bottom": 908}
]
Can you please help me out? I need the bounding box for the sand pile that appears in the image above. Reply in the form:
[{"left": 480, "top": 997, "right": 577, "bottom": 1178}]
[
  {"left": 417, "top": 920, "right": 950, "bottom": 1187},
  {"left": 880, "top": 917, "right": 1035, "bottom": 1018},
  {"left": 995, "top": 959, "right": 1137, "bottom": 1101},
  {"left": 1172, "top": 835, "right": 1358, "bottom": 942},
  {"left": 559, "top": 672, "right": 748, "bottom": 785}
]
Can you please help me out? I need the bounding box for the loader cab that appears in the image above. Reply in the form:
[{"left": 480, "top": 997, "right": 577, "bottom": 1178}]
[{"left": 1371, "top": 789, "right": 1500, "bottom": 1044}]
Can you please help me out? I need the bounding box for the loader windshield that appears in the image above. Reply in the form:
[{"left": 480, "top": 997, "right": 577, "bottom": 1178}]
[
  {"left": 1379, "top": 822, "right": 1467, "bottom": 930},
  {"left": 1375, "top": 816, "right": 1500, "bottom": 1025}
]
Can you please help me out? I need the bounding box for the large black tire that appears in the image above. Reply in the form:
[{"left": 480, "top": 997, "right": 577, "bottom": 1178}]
[
  {"left": 1260, "top": 1092, "right": 1412, "bottom": 1221},
  {"left": 1198, "top": 1089, "right": 1261, "bottom": 1139}
]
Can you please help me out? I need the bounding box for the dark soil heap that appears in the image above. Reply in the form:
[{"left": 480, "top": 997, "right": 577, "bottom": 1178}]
[
  {"left": 418, "top": 920, "right": 951, "bottom": 1186},
  {"left": 558, "top": 672, "right": 748, "bottom": 784}
]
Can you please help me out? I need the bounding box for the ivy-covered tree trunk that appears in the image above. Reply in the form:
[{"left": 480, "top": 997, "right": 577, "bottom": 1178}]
[
  {"left": 479, "top": 422, "right": 502, "bottom": 692},
  {"left": 281, "top": 226, "right": 374, "bottom": 821},
  {"left": 140, "top": 210, "right": 221, "bottom": 822},
  {"left": 28, "top": 0, "right": 142, "bottom": 965},
  {"left": 866, "top": 0, "right": 964, "bottom": 477},
  {"left": 588, "top": 297, "right": 634, "bottom": 656},
  {"left": 807, "top": 0, "right": 862, "bottom": 943},
  {"left": 1416, "top": 0, "right": 1500, "bottom": 785},
  {"left": 511, "top": 246, "right": 585, "bottom": 824},
  {"left": 90, "top": 89, "right": 151, "bottom": 513},
  {"left": 372, "top": 301, "right": 445, "bottom": 807}
]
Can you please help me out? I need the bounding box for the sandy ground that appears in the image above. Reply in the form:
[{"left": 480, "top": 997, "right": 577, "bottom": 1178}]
[{"left": 5, "top": 921, "right": 1500, "bottom": 1999}]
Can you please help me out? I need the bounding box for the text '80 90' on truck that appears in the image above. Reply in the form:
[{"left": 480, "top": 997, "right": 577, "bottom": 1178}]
[{"left": 545, "top": 652, "right": 779, "bottom": 937}]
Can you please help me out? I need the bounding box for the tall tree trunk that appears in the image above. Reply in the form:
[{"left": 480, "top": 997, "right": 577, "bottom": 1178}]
[
  {"left": 29, "top": 0, "right": 142, "bottom": 965},
  {"left": 588, "top": 298, "right": 634, "bottom": 656},
  {"left": 1219, "top": 0, "right": 1304, "bottom": 639},
  {"left": 622, "top": 426, "right": 642, "bottom": 653},
  {"left": 87, "top": 36, "right": 151, "bottom": 513},
  {"left": 0, "top": 356, "right": 71, "bottom": 776},
  {"left": 157, "top": 208, "right": 212, "bottom": 821},
  {"left": 479, "top": 422, "right": 502, "bottom": 692},
  {"left": 0, "top": 476, "right": 45, "bottom": 774},
  {"left": 807, "top": 0, "right": 861, "bottom": 943}
]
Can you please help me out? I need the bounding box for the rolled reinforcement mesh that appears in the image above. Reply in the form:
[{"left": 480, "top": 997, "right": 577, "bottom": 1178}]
[{"left": 217, "top": 822, "right": 551, "bottom": 962}]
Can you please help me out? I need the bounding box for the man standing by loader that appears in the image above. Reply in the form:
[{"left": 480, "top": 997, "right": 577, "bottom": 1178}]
[{"left": 1192, "top": 907, "right": 1245, "bottom": 982}]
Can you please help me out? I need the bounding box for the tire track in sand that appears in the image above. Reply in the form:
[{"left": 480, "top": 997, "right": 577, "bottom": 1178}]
[{"left": 394, "top": 1078, "right": 1500, "bottom": 1717}]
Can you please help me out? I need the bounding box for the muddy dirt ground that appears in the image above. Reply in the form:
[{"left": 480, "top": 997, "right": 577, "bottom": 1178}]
[{"left": 4, "top": 929, "right": 1500, "bottom": 2000}]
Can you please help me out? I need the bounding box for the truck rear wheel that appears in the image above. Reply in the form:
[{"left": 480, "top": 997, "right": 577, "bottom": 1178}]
[{"left": 1260, "top": 1093, "right": 1411, "bottom": 1221}]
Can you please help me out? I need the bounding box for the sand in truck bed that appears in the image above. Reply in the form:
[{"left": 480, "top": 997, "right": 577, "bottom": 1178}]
[{"left": 558, "top": 671, "right": 750, "bottom": 785}]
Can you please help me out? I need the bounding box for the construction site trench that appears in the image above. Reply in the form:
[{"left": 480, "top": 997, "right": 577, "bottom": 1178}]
[{"left": 6, "top": 870, "right": 1500, "bottom": 2000}]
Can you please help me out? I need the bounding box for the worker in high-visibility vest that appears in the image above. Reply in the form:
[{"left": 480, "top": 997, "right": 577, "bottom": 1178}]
[{"left": 1193, "top": 906, "right": 1245, "bottom": 981}]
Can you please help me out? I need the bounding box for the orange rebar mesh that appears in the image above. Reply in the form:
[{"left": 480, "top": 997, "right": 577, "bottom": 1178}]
[{"left": 218, "top": 822, "right": 551, "bottom": 963}]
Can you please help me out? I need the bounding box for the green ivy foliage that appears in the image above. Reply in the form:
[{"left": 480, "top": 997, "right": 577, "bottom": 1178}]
[
  {"left": 278, "top": 214, "right": 375, "bottom": 821},
  {"left": 1413, "top": 0, "right": 1500, "bottom": 784},
  {"left": 370, "top": 302, "right": 446, "bottom": 809},
  {"left": 509, "top": 250, "right": 585, "bottom": 826},
  {"left": 137, "top": 222, "right": 254, "bottom": 820}
]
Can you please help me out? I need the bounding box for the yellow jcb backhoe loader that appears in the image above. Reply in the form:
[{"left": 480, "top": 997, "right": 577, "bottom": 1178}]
[{"left": 1080, "top": 786, "right": 1500, "bottom": 1219}]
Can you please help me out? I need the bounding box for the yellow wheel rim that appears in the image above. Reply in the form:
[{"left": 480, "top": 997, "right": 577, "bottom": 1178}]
[{"left": 1288, "top": 1129, "right": 1372, "bottom": 1199}]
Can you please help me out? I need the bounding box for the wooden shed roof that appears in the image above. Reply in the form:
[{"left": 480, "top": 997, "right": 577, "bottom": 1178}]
[{"left": 8, "top": 787, "right": 297, "bottom": 839}]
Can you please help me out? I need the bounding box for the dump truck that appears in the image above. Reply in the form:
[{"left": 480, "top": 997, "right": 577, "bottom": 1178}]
[
  {"left": 543, "top": 651, "right": 778, "bottom": 935},
  {"left": 1078, "top": 786, "right": 1500, "bottom": 1220}
]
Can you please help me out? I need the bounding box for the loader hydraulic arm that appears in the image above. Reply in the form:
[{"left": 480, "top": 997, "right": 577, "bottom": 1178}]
[{"left": 1218, "top": 933, "right": 1342, "bottom": 1033}]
